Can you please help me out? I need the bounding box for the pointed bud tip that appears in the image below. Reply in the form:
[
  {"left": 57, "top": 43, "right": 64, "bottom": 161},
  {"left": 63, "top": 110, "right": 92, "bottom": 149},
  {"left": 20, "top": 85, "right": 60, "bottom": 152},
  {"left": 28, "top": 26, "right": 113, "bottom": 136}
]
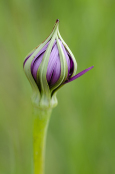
[{"left": 56, "top": 19, "right": 59, "bottom": 23}]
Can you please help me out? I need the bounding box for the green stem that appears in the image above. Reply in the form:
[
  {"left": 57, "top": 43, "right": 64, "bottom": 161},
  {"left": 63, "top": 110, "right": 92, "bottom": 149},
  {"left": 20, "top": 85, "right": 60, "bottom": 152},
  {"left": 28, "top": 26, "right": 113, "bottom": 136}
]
[{"left": 33, "top": 108, "right": 52, "bottom": 174}]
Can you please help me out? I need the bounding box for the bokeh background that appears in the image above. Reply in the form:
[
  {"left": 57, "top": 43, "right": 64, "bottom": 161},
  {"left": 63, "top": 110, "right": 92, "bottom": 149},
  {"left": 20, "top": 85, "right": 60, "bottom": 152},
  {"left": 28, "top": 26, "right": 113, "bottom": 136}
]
[{"left": 0, "top": 0, "right": 115, "bottom": 174}]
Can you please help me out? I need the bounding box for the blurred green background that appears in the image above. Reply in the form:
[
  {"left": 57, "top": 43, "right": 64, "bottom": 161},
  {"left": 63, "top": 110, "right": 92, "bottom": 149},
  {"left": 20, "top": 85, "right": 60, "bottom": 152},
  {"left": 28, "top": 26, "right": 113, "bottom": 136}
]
[{"left": 0, "top": 0, "right": 115, "bottom": 174}]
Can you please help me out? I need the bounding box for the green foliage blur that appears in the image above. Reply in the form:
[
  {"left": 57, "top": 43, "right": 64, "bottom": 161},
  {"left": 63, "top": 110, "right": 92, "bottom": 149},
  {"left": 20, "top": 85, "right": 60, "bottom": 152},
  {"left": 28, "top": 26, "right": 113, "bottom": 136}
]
[{"left": 0, "top": 0, "right": 115, "bottom": 174}]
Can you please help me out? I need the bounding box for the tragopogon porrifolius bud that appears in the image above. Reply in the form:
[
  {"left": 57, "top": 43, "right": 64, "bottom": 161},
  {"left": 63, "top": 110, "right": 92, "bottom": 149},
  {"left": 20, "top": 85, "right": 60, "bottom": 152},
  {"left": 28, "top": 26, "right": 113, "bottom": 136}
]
[{"left": 23, "top": 19, "right": 93, "bottom": 108}]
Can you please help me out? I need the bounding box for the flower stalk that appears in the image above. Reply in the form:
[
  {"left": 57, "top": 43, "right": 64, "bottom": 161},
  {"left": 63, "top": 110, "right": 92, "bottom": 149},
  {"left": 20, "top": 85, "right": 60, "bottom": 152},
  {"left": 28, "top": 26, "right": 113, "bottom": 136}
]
[
  {"left": 23, "top": 19, "right": 94, "bottom": 174},
  {"left": 33, "top": 108, "right": 52, "bottom": 174}
]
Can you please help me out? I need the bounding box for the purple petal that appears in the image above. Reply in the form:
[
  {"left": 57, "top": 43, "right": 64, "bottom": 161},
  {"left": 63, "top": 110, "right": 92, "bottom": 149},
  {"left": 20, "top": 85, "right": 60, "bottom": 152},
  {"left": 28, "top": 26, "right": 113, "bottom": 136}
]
[
  {"left": 65, "top": 66, "right": 94, "bottom": 83},
  {"left": 31, "top": 53, "right": 44, "bottom": 80},
  {"left": 49, "top": 56, "right": 61, "bottom": 86},
  {"left": 46, "top": 42, "right": 59, "bottom": 83}
]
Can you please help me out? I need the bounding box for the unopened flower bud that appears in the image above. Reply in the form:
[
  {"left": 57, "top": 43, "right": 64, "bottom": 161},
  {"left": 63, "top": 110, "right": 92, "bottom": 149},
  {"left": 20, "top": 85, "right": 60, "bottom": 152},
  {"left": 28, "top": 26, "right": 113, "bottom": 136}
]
[{"left": 23, "top": 20, "right": 93, "bottom": 108}]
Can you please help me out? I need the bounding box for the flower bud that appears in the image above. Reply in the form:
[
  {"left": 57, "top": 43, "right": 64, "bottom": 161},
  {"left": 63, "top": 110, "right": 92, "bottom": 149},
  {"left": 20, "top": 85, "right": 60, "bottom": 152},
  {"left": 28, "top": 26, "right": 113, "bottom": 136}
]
[{"left": 23, "top": 20, "right": 93, "bottom": 109}]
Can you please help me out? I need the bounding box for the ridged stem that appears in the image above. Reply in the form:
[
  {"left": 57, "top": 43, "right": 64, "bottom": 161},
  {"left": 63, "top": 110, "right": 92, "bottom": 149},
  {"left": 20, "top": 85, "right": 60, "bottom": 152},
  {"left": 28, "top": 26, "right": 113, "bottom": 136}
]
[{"left": 33, "top": 108, "right": 52, "bottom": 174}]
